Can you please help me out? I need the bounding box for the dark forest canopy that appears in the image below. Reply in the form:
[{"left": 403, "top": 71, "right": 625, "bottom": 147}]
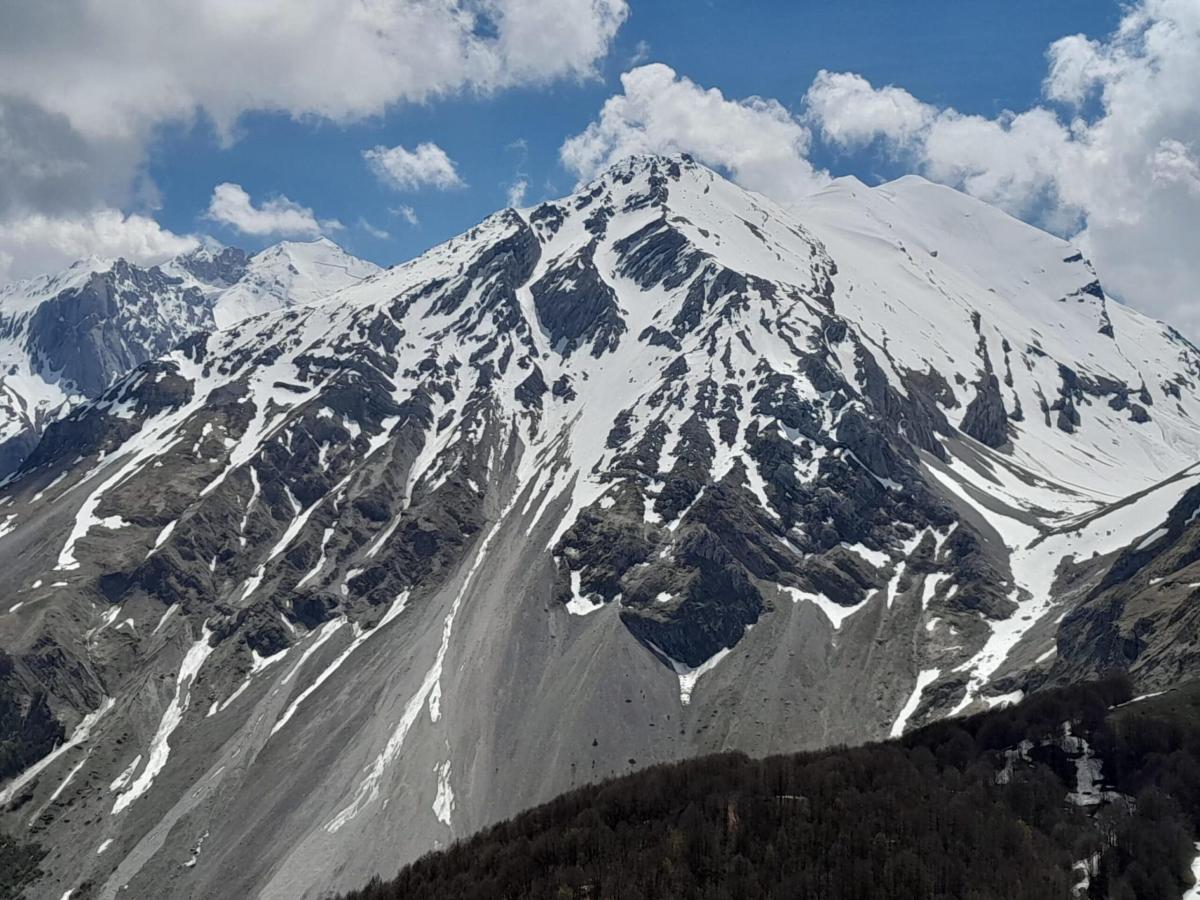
[
  {"left": 0, "top": 831, "right": 46, "bottom": 900},
  {"left": 340, "top": 676, "right": 1200, "bottom": 900}
]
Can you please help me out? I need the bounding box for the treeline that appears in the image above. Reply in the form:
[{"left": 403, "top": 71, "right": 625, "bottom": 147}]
[
  {"left": 0, "top": 832, "right": 45, "bottom": 900},
  {"left": 339, "top": 676, "right": 1200, "bottom": 900}
]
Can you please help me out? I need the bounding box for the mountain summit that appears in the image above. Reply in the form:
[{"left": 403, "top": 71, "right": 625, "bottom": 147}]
[{"left": 2, "top": 155, "right": 1200, "bottom": 898}]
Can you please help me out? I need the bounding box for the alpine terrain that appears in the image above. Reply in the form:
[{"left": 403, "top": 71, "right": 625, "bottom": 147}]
[
  {"left": 0, "top": 238, "right": 378, "bottom": 478},
  {"left": 2, "top": 154, "right": 1200, "bottom": 899}
]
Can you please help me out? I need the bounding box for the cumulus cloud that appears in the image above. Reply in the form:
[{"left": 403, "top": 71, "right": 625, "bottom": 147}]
[
  {"left": 806, "top": 72, "right": 1075, "bottom": 220},
  {"left": 391, "top": 205, "right": 420, "bottom": 227},
  {"left": 560, "top": 63, "right": 829, "bottom": 201},
  {"left": 358, "top": 218, "right": 390, "bottom": 240},
  {"left": 0, "top": 0, "right": 627, "bottom": 281},
  {"left": 506, "top": 178, "right": 529, "bottom": 207},
  {"left": 364, "top": 142, "right": 465, "bottom": 191},
  {"left": 0, "top": 0, "right": 627, "bottom": 146},
  {"left": 804, "top": 0, "right": 1200, "bottom": 335},
  {"left": 0, "top": 209, "right": 198, "bottom": 283},
  {"left": 206, "top": 183, "right": 339, "bottom": 237},
  {"left": 805, "top": 71, "right": 934, "bottom": 149}
]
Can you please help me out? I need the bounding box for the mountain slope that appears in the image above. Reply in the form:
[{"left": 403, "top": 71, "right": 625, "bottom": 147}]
[
  {"left": 0, "top": 240, "right": 378, "bottom": 478},
  {"left": 337, "top": 677, "right": 1200, "bottom": 900},
  {"left": 2, "top": 155, "right": 1200, "bottom": 899}
]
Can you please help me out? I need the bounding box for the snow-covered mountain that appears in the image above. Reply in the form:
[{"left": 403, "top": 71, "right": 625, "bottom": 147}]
[
  {"left": 184, "top": 237, "right": 381, "bottom": 329},
  {"left": 0, "top": 239, "right": 379, "bottom": 477},
  {"left": 2, "top": 155, "right": 1199, "bottom": 899}
]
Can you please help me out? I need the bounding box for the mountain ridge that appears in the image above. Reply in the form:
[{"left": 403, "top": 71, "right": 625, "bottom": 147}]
[{"left": 1, "top": 154, "right": 1199, "bottom": 899}]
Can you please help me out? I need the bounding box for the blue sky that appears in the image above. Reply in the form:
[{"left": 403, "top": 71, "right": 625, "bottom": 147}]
[
  {"left": 149, "top": 0, "right": 1121, "bottom": 266},
  {"left": 2, "top": 0, "right": 1196, "bottom": 335}
]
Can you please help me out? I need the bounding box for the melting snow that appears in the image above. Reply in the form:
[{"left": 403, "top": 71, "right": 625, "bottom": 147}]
[
  {"left": 271, "top": 594, "right": 408, "bottom": 736},
  {"left": 295, "top": 526, "right": 335, "bottom": 588},
  {"left": 1062, "top": 722, "right": 1122, "bottom": 807},
  {"left": 326, "top": 506, "right": 513, "bottom": 833},
  {"left": 0, "top": 698, "right": 114, "bottom": 806},
  {"left": 890, "top": 668, "right": 941, "bottom": 738},
  {"left": 432, "top": 760, "right": 455, "bottom": 828},
  {"left": 783, "top": 587, "right": 863, "bottom": 630},
  {"left": 839, "top": 542, "right": 889, "bottom": 568},
  {"left": 112, "top": 628, "right": 214, "bottom": 814},
  {"left": 109, "top": 754, "right": 142, "bottom": 792},
  {"left": 671, "top": 647, "right": 732, "bottom": 706},
  {"left": 1183, "top": 845, "right": 1200, "bottom": 900},
  {"left": 565, "top": 570, "right": 604, "bottom": 616}
]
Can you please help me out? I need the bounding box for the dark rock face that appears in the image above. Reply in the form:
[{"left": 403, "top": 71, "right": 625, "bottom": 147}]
[
  {"left": 514, "top": 366, "right": 548, "bottom": 410},
  {"left": 531, "top": 241, "right": 625, "bottom": 357},
  {"left": 960, "top": 372, "right": 1008, "bottom": 447},
  {"left": 427, "top": 211, "right": 541, "bottom": 345},
  {"left": 172, "top": 248, "right": 249, "bottom": 287},
  {"left": 0, "top": 432, "right": 38, "bottom": 482},
  {"left": 672, "top": 265, "right": 747, "bottom": 338},
  {"left": 0, "top": 653, "right": 64, "bottom": 782},
  {"left": 528, "top": 203, "right": 566, "bottom": 240},
  {"left": 613, "top": 218, "right": 706, "bottom": 291},
  {"left": 25, "top": 263, "right": 212, "bottom": 397}
]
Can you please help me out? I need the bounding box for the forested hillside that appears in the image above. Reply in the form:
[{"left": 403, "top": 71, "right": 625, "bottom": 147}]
[
  {"left": 0, "top": 832, "right": 45, "bottom": 900},
  {"left": 341, "top": 677, "right": 1200, "bottom": 900}
]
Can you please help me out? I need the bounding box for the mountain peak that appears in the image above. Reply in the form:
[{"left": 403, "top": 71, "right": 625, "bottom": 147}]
[
  {"left": 574, "top": 151, "right": 705, "bottom": 194},
  {"left": 265, "top": 234, "right": 342, "bottom": 255},
  {"left": 211, "top": 235, "right": 379, "bottom": 327}
]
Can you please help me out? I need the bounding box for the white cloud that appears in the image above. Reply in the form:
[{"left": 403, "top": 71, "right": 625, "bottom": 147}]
[
  {"left": 506, "top": 178, "right": 529, "bottom": 207},
  {"left": 358, "top": 218, "right": 390, "bottom": 240},
  {"left": 364, "top": 142, "right": 465, "bottom": 191},
  {"left": 0, "top": 0, "right": 627, "bottom": 281},
  {"left": 805, "top": 71, "right": 934, "bottom": 148},
  {"left": 804, "top": 0, "right": 1200, "bottom": 335},
  {"left": 0, "top": 209, "right": 198, "bottom": 282},
  {"left": 560, "top": 63, "right": 829, "bottom": 201},
  {"left": 391, "top": 205, "right": 420, "bottom": 227},
  {"left": 0, "top": 1, "right": 627, "bottom": 146},
  {"left": 205, "top": 182, "right": 338, "bottom": 237},
  {"left": 1151, "top": 139, "right": 1200, "bottom": 194},
  {"left": 806, "top": 71, "right": 1077, "bottom": 219}
]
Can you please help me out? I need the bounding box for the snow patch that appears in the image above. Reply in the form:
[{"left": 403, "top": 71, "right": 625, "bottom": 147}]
[
  {"left": 112, "top": 628, "right": 214, "bottom": 814},
  {"left": 672, "top": 647, "right": 731, "bottom": 706},
  {"left": 432, "top": 760, "right": 455, "bottom": 828},
  {"left": 565, "top": 570, "right": 604, "bottom": 616},
  {"left": 0, "top": 697, "right": 114, "bottom": 805},
  {"left": 271, "top": 594, "right": 408, "bottom": 736},
  {"left": 890, "top": 668, "right": 940, "bottom": 737},
  {"left": 783, "top": 587, "right": 863, "bottom": 630}
]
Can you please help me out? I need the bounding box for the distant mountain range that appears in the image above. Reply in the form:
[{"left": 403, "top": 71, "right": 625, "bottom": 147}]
[
  {"left": 1, "top": 155, "right": 1199, "bottom": 899},
  {"left": 0, "top": 237, "right": 378, "bottom": 477}
]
